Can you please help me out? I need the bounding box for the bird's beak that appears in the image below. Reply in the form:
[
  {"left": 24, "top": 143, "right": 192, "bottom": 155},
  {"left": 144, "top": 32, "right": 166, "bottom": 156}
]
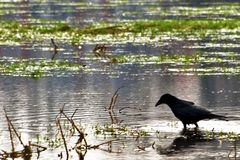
[{"left": 155, "top": 100, "right": 162, "bottom": 107}]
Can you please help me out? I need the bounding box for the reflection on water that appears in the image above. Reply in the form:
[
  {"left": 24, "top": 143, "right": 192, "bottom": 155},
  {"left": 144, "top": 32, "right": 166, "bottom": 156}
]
[
  {"left": 158, "top": 129, "right": 213, "bottom": 155},
  {"left": 157, "top": 129, "right": 240, "bottom": 159}
]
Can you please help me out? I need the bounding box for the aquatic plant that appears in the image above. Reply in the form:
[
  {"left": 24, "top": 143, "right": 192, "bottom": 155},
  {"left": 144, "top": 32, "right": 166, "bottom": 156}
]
[
  {"left": 0, "top": 59, "right": 82, "bottom": 77},
  {"left": 0, "top": 19, "right": 240, "bottom": 44},
  {"left": 0, "top": 51, "right": 239, "bottom": 77},
  {"left": 94, "top": 123, "right": 149, "bottom": 138}
]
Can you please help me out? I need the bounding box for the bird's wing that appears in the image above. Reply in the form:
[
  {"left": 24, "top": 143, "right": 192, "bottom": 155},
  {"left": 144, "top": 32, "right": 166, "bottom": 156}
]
[
  {"left": 180, "top": 99, "right": 195, "bottom": 105},
  {"left": 173, "top": 103, "right": 212, "bottom": 122}
]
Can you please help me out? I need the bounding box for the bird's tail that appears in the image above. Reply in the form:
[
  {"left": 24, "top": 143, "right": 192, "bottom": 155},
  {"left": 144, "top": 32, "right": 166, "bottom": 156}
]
[{"left": 211, "top": 114, "right": 229, "bottom": 121}]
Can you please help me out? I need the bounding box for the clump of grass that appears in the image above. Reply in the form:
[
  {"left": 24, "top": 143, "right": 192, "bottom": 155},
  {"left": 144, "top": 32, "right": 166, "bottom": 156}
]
[
  {"left": 101, "top": 53, "right": 216, "bottom": 64},
  {"left": 81, "top": 19, "right": 240, "bottom": 35},
  {"left": 0, "top": 59, "right": 82, "bottom": 78},
  {"left": 94, "top": 123, "right": 149, "bottom": 138},
  {"left": 180, "top": 129, "right": 240, "bottom": 141}
]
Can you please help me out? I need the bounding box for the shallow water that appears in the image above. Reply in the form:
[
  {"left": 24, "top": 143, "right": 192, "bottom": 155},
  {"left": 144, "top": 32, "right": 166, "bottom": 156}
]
[
  {"left": 0, "top": 0, "right": 240, "bottom": 160},
  {"left": 1, "top": 74, "right": 240, "bottom": 159}
]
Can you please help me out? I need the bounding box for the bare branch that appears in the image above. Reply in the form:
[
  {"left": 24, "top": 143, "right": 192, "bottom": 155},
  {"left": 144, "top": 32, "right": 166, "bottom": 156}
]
[
  {"left": 56, "top": 118, "right": 69, "bottom": 160},
  {"left": 51, "top": 38, "right": 59, "bottom": 60},
  {"left": 3, "top": 108, "right": 25, "bottom": 147},
  {"left": 108, "top": 86, "right": 123, "bottom": 111}
]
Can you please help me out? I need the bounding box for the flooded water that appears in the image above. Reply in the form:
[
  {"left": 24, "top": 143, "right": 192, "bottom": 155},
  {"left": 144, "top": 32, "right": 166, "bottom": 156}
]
[{"left": 0, "top": 0, "right": 240, "bottom": 160}]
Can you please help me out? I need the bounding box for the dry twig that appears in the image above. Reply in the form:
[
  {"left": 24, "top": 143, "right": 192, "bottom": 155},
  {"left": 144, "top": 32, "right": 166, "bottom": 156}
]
[
  {"left": 56, "top": 117, "right": 69, "bottom": 160},
  {"left": 4, "top": 108, "right": 25, "bottom": 147},
  {"left": 108, "top": 87, "right": 123, "bottom": 111},
  {"left": 2, "top": 107, "right": 46, "bottom": 159},
  {"left": 51, "top": 38, "right": 59, "bottom": 60}
]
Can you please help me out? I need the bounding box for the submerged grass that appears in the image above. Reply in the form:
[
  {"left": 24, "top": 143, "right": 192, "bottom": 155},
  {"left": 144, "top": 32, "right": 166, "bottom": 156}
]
[
  {"left": 100, "top": 52, "right": 238, "bottom": 65},
  {"left": 0, "top": 19, "right": 240, "bottom": 44},
  {"left": 0, "top": 52, "right": 239, "bottom": 77},
  {"left": 0, "top": 19, "right": 240, "bottom": 77},
  {"left": 180, "top": 129, "right": 240, "bottom": 141},
  {"left": 0, "top": 59, "right": 82, "bottom": 77},
  {"left": 109, "top": 54, "right": 202, "bottom": 64}
]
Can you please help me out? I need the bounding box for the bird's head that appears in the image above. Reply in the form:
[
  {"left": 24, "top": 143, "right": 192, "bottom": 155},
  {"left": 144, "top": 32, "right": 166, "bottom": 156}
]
[{"left": 155, "top": 93, "right": 175, "bottom": 107}]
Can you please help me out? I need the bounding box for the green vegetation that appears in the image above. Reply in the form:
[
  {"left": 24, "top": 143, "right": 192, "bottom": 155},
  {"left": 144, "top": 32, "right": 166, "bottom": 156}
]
[
  {"left": 94, "top": 123, "right": 149, "bottom": 137},
  {"left": 0, "top": 11, "right": 239, "bottom": 77},
  {"left": 94, "top": 53, "right": 240, "bottom": 75},
  {"left": 205, "top": 130, "right": 240, "bottom": 141},
  {"left": 180, "top": 129, "right": 240, "bottom": 141},
  {"left": 0, "top": 52, "right": 239, "bottom": 77},
  {"left": 0, "top": 18, "right": 239, "bottom": 77},
  {"left": 0, "top": 19, "right": 240, "bottom": 44},
  {"left": 0, "top": 59, "right": 82, "bottom": 77},
  {"left": 110, "top": 54, "right": 203, "bottom": 64}
]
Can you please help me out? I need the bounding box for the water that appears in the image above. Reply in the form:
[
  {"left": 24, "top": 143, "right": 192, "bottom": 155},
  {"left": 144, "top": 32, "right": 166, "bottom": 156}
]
[
  {"left": 0, "top": 0, "right": 240, "bottom": 160},
  {"left": 1, "top": 74, "right": 240, "bottom": 159}
]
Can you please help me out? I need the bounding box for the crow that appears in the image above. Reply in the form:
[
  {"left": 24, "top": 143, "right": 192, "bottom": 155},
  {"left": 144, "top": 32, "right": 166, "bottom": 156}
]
[{"left": 155, "top": 93, "right": 227, "bottom": 129}]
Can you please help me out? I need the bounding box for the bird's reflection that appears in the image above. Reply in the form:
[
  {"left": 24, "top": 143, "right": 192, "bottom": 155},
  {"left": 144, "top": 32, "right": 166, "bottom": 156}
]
[{"left": 157, "top": 128, "right": 211, "bottom": 155}]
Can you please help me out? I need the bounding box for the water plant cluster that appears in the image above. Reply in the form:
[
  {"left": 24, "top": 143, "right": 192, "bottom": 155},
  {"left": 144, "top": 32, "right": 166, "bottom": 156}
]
[
  {"left": 89, "top": 51, "right": 240, "bottom": 75},
  {"left": 0, "top": 50, "right": 239, "bottom": 77},
  {"left": 0, "top": 17, "right": 239, "bottom": 77},
  {"left": 0, "top": 18, "right": 239, "bottom": 77},
  {"left": 0, "top": 19, "right": 240, "bottom": 44},
  {"left": 0, "top": 58, "right": 82, "bottom": 77}
]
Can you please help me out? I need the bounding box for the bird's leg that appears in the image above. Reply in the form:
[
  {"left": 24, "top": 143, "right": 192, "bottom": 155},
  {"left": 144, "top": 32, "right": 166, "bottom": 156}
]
[{"left": 194, "top": 123, "right": 199, "bottom": 128}]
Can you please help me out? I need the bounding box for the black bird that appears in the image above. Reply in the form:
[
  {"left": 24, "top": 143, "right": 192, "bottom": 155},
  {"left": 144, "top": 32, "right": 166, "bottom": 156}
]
[{"left": 155, "top": 93, "right": 227, "bottom": 129}]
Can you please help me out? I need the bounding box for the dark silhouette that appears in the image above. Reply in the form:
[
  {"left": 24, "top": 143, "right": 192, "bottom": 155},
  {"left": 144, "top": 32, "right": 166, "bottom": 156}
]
[
  {"left": 157, "top": 129, "right": 214, "bottom": 155},
  {"left": 155, "top": 93, "right": 227, "bottom": 129}
]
